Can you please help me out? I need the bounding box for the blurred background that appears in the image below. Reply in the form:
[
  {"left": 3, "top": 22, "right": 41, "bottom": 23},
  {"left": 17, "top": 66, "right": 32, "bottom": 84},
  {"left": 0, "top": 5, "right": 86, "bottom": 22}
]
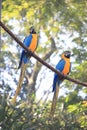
[{"left": 0, "top": 0, "right": 87, "bottom": 129}]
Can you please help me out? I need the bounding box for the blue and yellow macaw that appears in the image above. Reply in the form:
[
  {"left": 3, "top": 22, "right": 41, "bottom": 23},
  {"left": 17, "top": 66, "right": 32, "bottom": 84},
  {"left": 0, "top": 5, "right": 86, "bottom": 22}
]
[
  {"left": 11, "top": 27, "right": 38, "bottom": 104},
  {"left": 18, "top": 27, "right": 38, "bottom": 69},
  {"left": 53, "top": 51, "right": 71, "bottom": 92},
  {"left": 50, "top": 51, "right": 71, "bottom": 117}
]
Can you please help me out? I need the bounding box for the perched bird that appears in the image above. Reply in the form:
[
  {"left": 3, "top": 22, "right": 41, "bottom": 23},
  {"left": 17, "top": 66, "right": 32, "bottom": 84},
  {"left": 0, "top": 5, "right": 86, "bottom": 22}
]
[
  {"left": 52, "top": 51, "right": 71, "bottom": 92},
  {"left": 11, "top": 27, "right": 38, "bottom": 104},
  {"left": 50, "top": 51, "right": 71, "bottom": 117},
  {"left": 18, "top": 26, "right": 38, "bottom": 69}
]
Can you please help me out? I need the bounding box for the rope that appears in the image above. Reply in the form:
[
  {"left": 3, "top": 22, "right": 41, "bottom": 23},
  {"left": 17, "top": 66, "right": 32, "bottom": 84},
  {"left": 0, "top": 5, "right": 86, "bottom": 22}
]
[
  {"left": 0, "top": 21, "right": 87, "bottom": 87},
  {"left": 11, "top": 63, "right": 27, "bottom": 104},
  {"left": 50, "top": 84, "right": 59, "bottom": 118}
]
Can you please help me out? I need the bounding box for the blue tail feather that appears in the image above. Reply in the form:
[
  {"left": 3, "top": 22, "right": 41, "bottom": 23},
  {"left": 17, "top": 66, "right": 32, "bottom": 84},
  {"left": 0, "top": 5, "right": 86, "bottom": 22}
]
[
  {"left": 52, "top": 74, "right": 62, "bottom": 92},
  {"left": 18, "top": 51, "right": 28, "bottom": 69}
]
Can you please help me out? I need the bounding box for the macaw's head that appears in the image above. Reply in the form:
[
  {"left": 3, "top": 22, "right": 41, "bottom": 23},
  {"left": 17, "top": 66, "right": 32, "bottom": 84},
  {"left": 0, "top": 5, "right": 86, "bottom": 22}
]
[
  {"left": 29, "top": 26, "right": 36, "bottom": 34},
  {"left": 61, "top": 51, "right": 71, "bottom": 59}
]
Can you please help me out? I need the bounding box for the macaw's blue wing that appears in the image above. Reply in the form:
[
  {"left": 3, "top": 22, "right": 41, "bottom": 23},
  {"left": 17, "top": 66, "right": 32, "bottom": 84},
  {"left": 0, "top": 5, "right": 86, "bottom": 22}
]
[
  {"left": 52, "top": 59, "right": 66, "bottom": 92},
  {"left": 23, "top": 34, "right": 32, "bottom": 47},
  {"left": 18, "top": 34, "right": 33, "bottom": 69}
]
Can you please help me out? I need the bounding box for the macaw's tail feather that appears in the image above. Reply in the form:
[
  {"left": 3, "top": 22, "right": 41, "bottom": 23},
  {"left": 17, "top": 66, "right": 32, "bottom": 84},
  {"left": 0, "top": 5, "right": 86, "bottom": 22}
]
[
  {"left": 18, "top": 51, "right": 27, "bottom": 69},
  {"left": 11, "top": 63, "right": 27, "bottom": 105},
  {"left": 52, "top": 81, "right": 56, "bottom": 92},
  {"left": 18, "top": 60, "right": 22, "bottom": 69},
  {"left": 50, "top": 84, "right": 59, "bottom": 118}
]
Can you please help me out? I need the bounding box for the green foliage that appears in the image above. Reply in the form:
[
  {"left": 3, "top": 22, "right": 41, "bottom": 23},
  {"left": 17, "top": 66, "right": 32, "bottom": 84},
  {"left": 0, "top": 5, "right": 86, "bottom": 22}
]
[
  {"left": 73, "top": 61, "right": 87, "bottom": 82},
  {"left": 0, "top": 94, "right": 87, "bottom": 130}
]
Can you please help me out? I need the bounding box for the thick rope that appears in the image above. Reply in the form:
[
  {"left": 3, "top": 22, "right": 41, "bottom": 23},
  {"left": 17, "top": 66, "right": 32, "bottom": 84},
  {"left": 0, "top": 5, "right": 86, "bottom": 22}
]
[
  {"left": 11, "top": 63, "right": 27, "bottom": 104},
  {"left": 0, "top": 21, "right": 87, "bottom": 87},
  {"left": 50, "top": 85, "right": 59, "bottom": 118}
]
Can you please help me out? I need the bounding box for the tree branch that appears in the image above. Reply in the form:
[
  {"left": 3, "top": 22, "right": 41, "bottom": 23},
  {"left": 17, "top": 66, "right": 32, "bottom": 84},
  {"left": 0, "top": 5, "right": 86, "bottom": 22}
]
[{"left": 0, "top": 21, "right": 87, "bottom": 87}]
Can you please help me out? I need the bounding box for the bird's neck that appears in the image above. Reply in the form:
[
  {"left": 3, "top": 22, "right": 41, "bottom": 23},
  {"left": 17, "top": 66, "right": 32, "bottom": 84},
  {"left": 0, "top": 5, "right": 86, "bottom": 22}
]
[{"left": 62, "top": 55, "right": 70, "bottom": 62}]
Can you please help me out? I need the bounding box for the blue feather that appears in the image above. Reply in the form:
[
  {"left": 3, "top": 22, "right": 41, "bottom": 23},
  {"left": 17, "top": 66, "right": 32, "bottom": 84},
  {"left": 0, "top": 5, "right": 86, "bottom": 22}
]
[
  {"left": 52, "top": 59, "right": 66, "bottom": 92},
  {"left": 23, "top": 34, "right": 32, "bottom": 47},
  {"left": 18, "top": 34, "right": 33, "bottom": 69}
]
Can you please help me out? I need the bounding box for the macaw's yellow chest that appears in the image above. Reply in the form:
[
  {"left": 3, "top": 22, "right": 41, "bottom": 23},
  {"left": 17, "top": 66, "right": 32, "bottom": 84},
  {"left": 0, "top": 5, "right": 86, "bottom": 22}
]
[
  {"left": 28, "top": 34, "right": 38, "bottom": 52},
  {"left": 62, "top": 61, "right": 71, "bottom": 75}
]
